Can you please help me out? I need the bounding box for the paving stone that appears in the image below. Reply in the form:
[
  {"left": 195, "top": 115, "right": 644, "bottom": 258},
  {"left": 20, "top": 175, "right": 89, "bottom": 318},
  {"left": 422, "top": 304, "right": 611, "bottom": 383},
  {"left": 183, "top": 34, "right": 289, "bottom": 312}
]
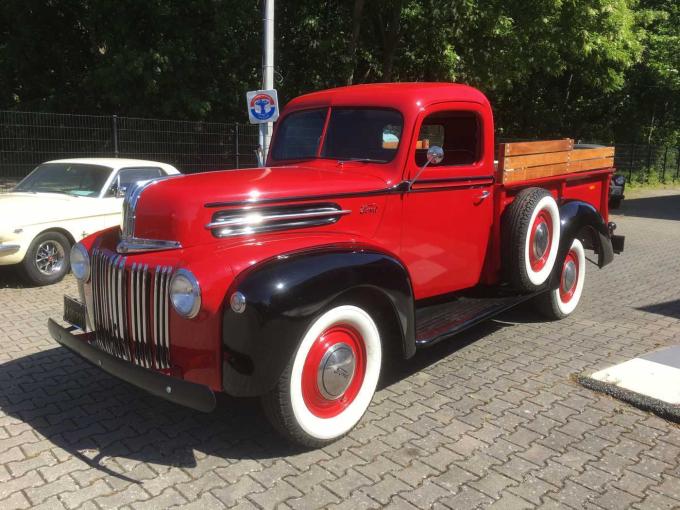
[{"left": 60, "top": 479, "right": 112, "bottom": 509}]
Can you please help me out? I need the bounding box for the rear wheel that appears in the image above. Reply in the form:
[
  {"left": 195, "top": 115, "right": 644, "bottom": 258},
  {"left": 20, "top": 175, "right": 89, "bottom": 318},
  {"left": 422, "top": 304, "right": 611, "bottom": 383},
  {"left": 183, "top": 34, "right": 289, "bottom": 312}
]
[
  {"left": 21, "top": 231, "right": 71, "bottom": 286},
  {"left": 261, "top": 305, "right": 382, "bottom": 447},
  {"left": 537, "top": 238, "right": 586, "bottom": 320}
]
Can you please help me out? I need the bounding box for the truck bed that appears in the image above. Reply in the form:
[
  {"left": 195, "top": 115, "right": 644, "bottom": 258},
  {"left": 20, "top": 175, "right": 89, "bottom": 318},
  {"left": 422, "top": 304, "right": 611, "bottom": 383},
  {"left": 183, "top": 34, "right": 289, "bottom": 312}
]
[{"left": 497, "top": 138, "right": 614, "bottom": 184}]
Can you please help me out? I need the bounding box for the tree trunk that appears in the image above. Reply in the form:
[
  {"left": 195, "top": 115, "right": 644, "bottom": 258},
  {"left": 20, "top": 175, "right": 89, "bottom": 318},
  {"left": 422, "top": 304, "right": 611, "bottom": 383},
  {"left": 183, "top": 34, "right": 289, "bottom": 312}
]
[
  {"left": 346, "top": 0, "right": 365, "bottom": 85},
  {"left": 377, "top": 1, "right": 402, "bottom": 82}
]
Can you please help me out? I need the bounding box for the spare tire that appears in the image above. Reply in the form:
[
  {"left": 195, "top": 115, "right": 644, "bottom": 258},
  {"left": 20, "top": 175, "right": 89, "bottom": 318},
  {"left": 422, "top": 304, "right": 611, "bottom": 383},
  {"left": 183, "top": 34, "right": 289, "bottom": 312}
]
[{"left": 502, "top": 187, "right": 561, "bottom": 292}]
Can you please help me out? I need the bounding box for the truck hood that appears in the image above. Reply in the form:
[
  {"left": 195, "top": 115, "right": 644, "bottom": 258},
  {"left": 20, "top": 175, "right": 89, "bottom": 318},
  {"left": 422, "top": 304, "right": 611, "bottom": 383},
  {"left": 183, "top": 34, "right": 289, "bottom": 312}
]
[{"left": 129, "top": 165, "right": 391, "bottom": 248}]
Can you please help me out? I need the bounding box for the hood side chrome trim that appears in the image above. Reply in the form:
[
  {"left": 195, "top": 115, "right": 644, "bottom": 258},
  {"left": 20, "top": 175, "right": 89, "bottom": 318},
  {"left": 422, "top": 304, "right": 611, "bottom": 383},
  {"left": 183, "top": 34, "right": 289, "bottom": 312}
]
[{"left": 207, "top": 203, "right": 351, "bottom": 238}]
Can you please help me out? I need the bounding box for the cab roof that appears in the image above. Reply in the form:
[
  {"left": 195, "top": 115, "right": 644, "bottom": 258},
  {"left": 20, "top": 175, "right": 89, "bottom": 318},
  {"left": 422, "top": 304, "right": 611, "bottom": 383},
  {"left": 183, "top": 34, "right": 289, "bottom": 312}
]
[{"left": 284, "top": 82, "right": 490, "bottom": 116}]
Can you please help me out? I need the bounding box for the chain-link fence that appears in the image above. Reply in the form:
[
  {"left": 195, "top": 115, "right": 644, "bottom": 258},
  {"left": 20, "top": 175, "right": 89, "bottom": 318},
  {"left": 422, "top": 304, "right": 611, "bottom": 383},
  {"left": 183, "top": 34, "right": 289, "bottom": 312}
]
[
  {"left": 613, "top": 144, "right": 680, "bottom": 185},
  {"left": 2, "top": 110, "right": 679, "bottom": 192},
  {"left": 0, "top": 110, "right": 260, "bottom": 192}
]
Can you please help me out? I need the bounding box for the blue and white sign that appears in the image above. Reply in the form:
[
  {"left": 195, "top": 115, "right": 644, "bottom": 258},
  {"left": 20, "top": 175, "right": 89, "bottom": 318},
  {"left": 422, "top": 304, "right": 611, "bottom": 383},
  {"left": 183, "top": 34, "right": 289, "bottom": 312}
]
[{"left": 246, "top": 89, "right": 279, "bottom": 124}]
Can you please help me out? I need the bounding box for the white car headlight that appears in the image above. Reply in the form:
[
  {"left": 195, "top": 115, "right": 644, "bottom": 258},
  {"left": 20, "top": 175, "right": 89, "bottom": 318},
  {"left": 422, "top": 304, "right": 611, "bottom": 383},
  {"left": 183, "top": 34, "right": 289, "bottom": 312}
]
[
  {"left": 170, "top": 269, "right": 201, "bottom": 318},
  {"left": 70, "top": 243, "right": 90, "bottom": 281}
]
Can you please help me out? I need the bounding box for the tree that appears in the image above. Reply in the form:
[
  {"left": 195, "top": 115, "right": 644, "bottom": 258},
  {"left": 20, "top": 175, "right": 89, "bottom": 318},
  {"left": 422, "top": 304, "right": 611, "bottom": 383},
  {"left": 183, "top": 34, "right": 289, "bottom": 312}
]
[{"left": 0, "top": 0, "right": 676, "bottom": 145}]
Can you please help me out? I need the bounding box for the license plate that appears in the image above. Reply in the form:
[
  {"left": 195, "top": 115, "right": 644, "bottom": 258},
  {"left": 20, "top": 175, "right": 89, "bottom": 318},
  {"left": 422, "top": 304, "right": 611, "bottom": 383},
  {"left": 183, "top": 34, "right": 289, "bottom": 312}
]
[{"left": 63, "top": 296, "right": 87, "bottom": 330}]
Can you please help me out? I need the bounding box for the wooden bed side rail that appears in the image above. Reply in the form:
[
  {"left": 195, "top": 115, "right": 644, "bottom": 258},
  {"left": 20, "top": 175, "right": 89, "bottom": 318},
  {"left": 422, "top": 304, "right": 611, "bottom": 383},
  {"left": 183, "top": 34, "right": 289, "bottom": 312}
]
[{"left": 498, "top": 139, "right": 615, "bottom": 184}]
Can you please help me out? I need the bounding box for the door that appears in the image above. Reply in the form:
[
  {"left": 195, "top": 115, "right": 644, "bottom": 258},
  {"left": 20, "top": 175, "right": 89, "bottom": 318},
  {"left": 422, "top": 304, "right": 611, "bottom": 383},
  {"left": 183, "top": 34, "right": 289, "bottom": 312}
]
[{"left": 401, "top": 102, "right": 494, "bottom": 299}]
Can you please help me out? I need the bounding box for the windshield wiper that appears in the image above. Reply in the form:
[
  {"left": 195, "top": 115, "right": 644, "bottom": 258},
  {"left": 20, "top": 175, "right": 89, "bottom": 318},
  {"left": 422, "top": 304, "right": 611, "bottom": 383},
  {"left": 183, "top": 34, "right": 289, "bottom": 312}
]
[{"left": 338, "top": 157, "right": 388, "bottom": 163}]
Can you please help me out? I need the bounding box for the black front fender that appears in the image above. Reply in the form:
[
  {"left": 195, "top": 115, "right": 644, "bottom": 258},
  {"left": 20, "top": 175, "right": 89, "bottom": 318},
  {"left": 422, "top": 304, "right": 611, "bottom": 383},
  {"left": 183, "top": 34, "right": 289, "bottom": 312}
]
[{"left": 221, "top": 247, "right": 415, "bottom": 397}]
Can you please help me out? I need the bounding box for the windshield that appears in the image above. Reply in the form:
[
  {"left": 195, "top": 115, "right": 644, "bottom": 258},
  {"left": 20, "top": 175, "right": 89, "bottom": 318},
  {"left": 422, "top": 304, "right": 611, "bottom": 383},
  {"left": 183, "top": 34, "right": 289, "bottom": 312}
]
[
  {"left": 270, "top": 107, "right": 403, "bottom": 163},
  {"left": 14, "top": 163, "right": 112, "bottom": 197}
]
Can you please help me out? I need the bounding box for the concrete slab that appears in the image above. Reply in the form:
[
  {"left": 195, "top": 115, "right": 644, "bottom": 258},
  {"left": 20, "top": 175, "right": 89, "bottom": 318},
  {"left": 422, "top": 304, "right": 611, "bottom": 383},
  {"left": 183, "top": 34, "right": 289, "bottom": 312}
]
[{"left": 578, "top": 345, "right": 680, "bottom": 422}]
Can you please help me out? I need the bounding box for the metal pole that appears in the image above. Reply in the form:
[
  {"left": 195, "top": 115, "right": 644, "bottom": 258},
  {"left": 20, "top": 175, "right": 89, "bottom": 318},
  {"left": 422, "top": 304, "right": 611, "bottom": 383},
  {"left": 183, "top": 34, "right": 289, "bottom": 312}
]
[
  {"left": 112, "top": 115, "right": 119, "bottom": 157},
  {"left": 259, "top": 0, "right": 274, "bottom": 166},
  {"left": 235, "top": 122, "right": 240, "bottom": 169}
]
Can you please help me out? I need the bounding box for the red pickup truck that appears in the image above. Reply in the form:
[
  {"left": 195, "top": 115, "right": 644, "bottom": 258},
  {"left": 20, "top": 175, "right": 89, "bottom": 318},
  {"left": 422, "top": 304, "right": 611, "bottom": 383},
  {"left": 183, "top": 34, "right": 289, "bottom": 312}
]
[{"left": 50, "top": 83, "right": 624, "bottom": 447}]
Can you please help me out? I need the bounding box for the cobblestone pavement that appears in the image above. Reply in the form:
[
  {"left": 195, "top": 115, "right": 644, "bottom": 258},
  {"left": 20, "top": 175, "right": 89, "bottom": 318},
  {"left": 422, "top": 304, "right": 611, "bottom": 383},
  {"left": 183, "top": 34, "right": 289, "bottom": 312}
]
[{"left": 1, "top": 191, "right": 680, "bottom": 510}]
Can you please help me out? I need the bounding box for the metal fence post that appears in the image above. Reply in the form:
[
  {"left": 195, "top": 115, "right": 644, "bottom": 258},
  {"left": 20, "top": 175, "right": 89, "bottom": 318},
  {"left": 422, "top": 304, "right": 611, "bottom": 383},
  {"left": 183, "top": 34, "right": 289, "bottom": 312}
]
[
  {"left": 235, "top": 122, "right": 240, "bottom": 169},
  {"left": 112, "top": 115, "right": 119, "bottom": 157},
  {"left": 662, "top": 146, "right": 668, "bottom": 182},
  {"left": 629, "top": 145, "right": 635, "bottom": 180}
]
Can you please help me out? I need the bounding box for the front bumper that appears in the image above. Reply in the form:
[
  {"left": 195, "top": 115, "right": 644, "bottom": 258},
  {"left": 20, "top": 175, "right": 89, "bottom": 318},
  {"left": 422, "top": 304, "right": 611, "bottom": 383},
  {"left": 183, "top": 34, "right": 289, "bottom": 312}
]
[
  {"left": 48, "top": 319, "right": 216, "bottom": 412},
  {"left": 0, "top": 243, "right": 23, "bottom": 264}
]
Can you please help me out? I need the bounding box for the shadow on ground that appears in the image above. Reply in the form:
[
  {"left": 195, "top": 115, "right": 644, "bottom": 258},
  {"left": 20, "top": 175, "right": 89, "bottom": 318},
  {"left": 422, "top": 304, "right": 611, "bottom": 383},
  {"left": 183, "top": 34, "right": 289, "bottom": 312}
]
[
  {"left": 0, "top": 317, "right": 511, "bottom": 479},
  {"left": 0, "top": 266, "right": 27, "bottom": 289},
  {"left": 637, "top": 299, "right": 680, "bottom": 320},
  {"left": 616, "top": 192, "right": 680, "bottom": 221}
]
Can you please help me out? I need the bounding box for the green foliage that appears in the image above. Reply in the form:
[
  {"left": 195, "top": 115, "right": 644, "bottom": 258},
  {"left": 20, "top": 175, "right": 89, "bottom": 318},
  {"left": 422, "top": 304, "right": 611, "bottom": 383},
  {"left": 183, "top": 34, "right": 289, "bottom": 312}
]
[{"left": 0, "top": 0, "right": 677, "bottom": 144}]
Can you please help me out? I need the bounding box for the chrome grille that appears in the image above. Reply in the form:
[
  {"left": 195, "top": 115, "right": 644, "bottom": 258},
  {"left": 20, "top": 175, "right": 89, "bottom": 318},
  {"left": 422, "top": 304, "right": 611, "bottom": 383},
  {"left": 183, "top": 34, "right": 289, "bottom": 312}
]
[{"left": 91, "top": 249, "right": 172, "bottom": 369}]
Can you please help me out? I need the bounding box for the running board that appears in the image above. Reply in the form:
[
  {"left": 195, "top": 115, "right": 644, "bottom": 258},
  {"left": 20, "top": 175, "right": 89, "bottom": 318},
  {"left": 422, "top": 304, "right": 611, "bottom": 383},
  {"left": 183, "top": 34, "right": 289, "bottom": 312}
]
[{"left": 415, "top": 291, "right": 540, "bottom": 346}]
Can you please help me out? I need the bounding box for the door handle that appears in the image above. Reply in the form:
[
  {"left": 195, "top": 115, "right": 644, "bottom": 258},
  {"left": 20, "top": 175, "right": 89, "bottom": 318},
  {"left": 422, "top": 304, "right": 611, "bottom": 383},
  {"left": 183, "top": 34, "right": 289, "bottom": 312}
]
[{"left": 477, "top": 190, "right": 490, "bottom": 200}]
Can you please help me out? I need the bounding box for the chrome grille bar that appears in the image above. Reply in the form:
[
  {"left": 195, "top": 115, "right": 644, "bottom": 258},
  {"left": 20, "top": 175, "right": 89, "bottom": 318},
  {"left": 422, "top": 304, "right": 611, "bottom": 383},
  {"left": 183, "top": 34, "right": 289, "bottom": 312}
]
[
  {"left": 153, "top": 266, "right": 171, "bottom": 369},
  {"left": 89, "top": 250, "right": 172, "bottom": 370}
]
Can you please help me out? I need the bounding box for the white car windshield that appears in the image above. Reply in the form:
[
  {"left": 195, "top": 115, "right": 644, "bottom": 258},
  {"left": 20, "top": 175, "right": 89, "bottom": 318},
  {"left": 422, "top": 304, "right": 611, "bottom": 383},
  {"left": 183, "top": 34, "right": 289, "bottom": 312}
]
[{"left": 14, "top": 163, "right": 112, "bottom": 197}]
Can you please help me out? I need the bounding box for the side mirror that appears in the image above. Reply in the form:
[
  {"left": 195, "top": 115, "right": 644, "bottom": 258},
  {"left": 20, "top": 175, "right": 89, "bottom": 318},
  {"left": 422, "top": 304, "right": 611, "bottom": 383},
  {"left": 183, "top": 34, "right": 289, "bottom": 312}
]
[
  {"left": 426, "top": 145, "right": 444, "bottom": 165},
  {"left": 109, "top": 174, "right": 127, "bottom": 198},
  {"left": 409, "top": 145, "right": 444, "bottom": 190},
  {"left": 115, "top": 185, "right": 127, "bottom": 198}
]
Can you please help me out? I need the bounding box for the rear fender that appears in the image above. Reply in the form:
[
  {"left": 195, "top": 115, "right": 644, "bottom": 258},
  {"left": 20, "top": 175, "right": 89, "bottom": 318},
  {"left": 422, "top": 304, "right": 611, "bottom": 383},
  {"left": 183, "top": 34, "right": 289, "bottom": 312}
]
[
  {"left": 549, "top": 200, "right": 613, "bottom": 288},
  {"left": 221, "top": 247, "right": 415, "bottom": 397}
]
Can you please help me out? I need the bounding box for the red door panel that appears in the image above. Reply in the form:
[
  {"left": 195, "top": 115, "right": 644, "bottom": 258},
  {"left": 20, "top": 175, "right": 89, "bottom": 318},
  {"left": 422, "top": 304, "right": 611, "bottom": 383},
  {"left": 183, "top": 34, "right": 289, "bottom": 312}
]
[{"left": 401, "top": 101, "right": 495, "bottom": 300}]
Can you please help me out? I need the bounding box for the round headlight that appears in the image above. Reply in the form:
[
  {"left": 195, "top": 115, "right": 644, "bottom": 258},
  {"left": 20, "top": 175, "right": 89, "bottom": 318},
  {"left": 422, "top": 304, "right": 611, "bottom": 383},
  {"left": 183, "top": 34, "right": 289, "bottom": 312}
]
[
  {"left": 614, "top": 175, "right": 625, "bottom": 185},
  {"left": 169, "top": 269, "right": 201, "bottom": 318},
  {"left": 70, "top": 243, "right": 90, "bottom": 281}
]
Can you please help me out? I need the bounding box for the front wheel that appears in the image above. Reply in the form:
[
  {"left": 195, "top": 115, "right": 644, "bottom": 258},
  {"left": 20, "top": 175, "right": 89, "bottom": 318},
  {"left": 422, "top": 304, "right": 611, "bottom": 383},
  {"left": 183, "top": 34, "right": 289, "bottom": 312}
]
[
  {"left": 261, "top": 305, "right": 382, "bottom": 447},
  {"left": 21, "top": 231, "right": 71, "bottom": 286},
  {"left": 537, "top": 238, "right": 586, "bottom": 320}
]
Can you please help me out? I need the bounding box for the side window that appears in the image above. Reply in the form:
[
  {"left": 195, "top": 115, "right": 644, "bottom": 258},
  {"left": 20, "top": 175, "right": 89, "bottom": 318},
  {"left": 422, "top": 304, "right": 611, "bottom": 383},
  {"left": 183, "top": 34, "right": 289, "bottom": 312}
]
[
  {"left": 107, "top": 167, "right": 164, "bottom": 196},
  {"left": 414, "top": 111, "right": 480, "bottom": 167}
]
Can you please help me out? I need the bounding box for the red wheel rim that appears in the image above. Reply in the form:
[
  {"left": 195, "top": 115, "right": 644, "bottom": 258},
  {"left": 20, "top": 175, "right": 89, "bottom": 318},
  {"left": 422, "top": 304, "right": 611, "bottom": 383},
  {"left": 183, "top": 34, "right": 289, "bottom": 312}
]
[
  {"left": 301, "top": 324, "right": 366, "bottom": 418},
  {"left": 559, "top": 249, "right": 579, "bottom": 303},
  {"left": 529, "top": 209, "right": 553, "bottom": 271}
]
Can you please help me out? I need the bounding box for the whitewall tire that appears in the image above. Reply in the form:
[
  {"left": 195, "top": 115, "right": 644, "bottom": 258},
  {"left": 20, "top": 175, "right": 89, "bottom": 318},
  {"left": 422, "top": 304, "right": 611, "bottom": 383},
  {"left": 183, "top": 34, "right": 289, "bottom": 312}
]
[
  {"left": 503, "top": 187, "right": 561, "bottom": 292},
  {"left": 262, "top": 305, "right": 382, "bottom": 447},
  {"left": 538, "top": 238, "right": 586, "bottom": 319}
]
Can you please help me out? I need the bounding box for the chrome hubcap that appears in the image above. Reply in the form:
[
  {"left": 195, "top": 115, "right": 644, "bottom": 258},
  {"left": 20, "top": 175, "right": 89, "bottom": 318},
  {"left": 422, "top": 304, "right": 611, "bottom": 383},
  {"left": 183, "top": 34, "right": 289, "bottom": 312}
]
[
  {"left": 562, "top": 260, "right": 577, "bottom": 292},
  {"left": 533, "top": 222, "right": 549, "bottom": 260},
  {"left": 317, "top": 342, "right": 356, "bottom": 400},
  {"left": 35, "top": 241, "right": 65, "bottom": 276}
]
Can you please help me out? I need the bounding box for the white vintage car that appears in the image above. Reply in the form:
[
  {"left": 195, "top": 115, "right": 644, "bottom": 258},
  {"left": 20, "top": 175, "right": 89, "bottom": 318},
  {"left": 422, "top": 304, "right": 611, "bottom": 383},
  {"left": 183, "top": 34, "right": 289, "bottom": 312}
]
[{"left": 0, "top": 158, "right": 180, "bottom": 285}]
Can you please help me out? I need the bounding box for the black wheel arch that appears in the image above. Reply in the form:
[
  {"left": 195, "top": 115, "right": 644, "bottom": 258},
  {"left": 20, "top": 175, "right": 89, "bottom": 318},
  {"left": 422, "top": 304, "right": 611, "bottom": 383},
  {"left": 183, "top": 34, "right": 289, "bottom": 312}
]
[
  {"left": 548, "top": 200, "right": 614, "bottom": 289},
  {"left": 221, "top": 246, "right": 415, "bottom": 397}
]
